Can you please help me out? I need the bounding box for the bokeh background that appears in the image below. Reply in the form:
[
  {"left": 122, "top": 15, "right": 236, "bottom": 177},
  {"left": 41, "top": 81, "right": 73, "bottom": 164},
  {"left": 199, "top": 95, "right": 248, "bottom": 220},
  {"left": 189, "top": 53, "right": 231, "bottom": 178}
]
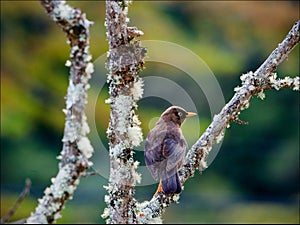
[{"left": 1, "top": 1, "right": 299, "bottom": 223}]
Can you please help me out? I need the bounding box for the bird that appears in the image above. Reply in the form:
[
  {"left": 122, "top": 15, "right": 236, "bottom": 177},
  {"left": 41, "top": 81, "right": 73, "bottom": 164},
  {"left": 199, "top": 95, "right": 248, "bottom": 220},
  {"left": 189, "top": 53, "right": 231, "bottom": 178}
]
[{"left": 144, "top": 106, "right": 197, "bottom": 195}]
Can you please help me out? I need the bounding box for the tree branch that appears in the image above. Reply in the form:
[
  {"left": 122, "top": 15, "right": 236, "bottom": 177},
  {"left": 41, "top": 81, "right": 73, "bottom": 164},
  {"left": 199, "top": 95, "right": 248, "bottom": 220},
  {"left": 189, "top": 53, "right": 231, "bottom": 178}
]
[
  {"left": 0, "top": 179, "right": 31, "bottom": 224},
  {"left": 102, "top": 0, "right": 146, "bottom": 224},
  {"left": 137, "top": 20, "right": 300, "bottom": 223},
  {"left": 26, "top": 1, "right": 94, "bottom": 223}
]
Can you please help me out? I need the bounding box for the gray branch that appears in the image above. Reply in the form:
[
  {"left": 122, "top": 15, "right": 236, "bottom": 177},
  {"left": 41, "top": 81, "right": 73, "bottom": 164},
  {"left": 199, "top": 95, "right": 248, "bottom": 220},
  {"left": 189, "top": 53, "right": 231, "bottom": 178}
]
[
  {"left": 1, "top": 179, "right": 31, "bottom": 224},
  {"left": 137, "top": 20, "right": 300, "bottom": 223},
  {"left": 102, "top": 0, "right": 146, "bottom": 224},
  {"left": 26, "top": 0, "right": 94, "bottom": 223}
]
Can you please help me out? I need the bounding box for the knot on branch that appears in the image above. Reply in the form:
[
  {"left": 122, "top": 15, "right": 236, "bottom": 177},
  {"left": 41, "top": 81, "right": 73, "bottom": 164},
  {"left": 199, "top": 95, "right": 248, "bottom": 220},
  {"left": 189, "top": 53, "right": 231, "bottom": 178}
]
[
  {"left": 235, "top": 71, "right": 262, "bottom": 94},
  {"left": 107, "top": 41, "right": 147, "bottom": 75},
  {"left": 127, "top": 26, "right": 144, "bottom": 41},
  {"left": 106, "top": 41, "right": 147, "bottom": 98}
]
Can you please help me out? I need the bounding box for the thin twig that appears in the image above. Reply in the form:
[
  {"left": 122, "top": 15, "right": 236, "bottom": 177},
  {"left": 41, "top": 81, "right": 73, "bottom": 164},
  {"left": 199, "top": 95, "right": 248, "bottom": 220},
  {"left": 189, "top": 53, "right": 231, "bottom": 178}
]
[
  {"left": 81, "top": 170, "right": 99, "bottom": 177},
  {"left": 0, "top": 179, "right": 31, "bottom": 224}
]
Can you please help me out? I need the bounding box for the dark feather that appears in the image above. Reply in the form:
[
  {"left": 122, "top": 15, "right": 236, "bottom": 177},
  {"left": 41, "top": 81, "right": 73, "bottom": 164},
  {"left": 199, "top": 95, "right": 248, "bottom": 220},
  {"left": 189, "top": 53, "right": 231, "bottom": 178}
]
[
  {"left": 161, "top": 169, "right": 182, "bottom": 194},
  {"left": 144, "top": 106, "right": 195, "bottom": 195}
]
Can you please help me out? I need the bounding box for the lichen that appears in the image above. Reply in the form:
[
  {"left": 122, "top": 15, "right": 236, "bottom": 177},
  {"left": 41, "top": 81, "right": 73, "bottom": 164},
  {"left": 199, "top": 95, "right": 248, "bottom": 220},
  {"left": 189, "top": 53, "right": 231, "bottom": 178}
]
[
  {"left": 257, "top": 89, "right": 266, "bottom": 100},
  {"left": 128, "top": 125, "right": 143, "bottom": 147},
  {"left": 81, "top": 114, "right": 90, "bottom": 135},
  {"left": 172, "top": 194, "right": 180, "bottom": 203},
  {"left": 62, "top": 119, "right": 81, "bottom": 142},
  {"left": 85, "top": 62, "right": 94, "bottom": 74},
  {"left": 53, "top": 1, "right": 74, "bottom": 21},
  {"left": 110, "top": 143, "right": 126, "bottom": 158},
  {"left": 65, "top": 81, "right": 86, "bottom": 110},
  {"left": 65, "top": 60, "right": 71, "bottom": 67},
  {"left": 77, "top": 137, "right": 94, "bottom": 159},
  {"left": 114, "top": 95, "right": 132, "bottom": 134},
  {"left": 131, "top": 78, "right": 144, "bottom": 101}
]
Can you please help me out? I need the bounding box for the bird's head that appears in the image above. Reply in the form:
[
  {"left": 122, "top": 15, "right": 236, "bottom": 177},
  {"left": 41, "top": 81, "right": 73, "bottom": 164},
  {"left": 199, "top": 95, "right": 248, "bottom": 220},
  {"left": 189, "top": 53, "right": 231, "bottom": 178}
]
[{"left": 161, "top": 106, "right": 197, "bottom": 126}]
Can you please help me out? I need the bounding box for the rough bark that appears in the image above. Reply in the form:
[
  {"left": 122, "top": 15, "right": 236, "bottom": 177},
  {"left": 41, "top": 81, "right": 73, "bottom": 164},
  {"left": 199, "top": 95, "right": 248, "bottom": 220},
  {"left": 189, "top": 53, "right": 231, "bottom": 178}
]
[
  {"left": 26, "top": 0, "right": 94, "bottom": 223},
  {"left": 102, "top": 0, "right": 146, "bottom": 224}
]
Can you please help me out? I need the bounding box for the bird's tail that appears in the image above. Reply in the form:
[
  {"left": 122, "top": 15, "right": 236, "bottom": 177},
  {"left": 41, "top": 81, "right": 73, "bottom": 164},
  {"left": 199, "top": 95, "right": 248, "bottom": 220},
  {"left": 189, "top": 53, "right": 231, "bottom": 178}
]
[{"left": 161, "top": 169, "right": 182, "bottom": 195}]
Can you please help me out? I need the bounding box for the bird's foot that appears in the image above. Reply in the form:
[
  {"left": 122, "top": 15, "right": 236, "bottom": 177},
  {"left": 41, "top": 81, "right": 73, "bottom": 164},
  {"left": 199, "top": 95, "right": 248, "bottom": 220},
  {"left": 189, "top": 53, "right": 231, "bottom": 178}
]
[{"left": 153, "top": 180, "right": 164, "bottom": 197}]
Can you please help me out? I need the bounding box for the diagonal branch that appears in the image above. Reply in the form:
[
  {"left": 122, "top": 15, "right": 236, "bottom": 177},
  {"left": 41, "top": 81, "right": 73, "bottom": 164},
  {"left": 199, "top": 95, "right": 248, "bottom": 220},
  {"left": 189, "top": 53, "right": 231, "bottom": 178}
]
[
  {"left": 26, "top": 1, "right": 94, "bottom": 223},
  {"left": 137, "top": 20, "right": 300, "bottom": 223},
  {"left": 0, "top": 179, "right": 31, "bottom": 224}
]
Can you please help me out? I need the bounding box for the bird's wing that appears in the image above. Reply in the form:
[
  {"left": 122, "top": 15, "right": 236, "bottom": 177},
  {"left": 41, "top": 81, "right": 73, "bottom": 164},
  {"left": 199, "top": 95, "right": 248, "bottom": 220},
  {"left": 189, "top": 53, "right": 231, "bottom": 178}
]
[
  {"left": 144, "top": 135, "right": 165, "bottom": 181},
  {"left": 144, "top": 129, "right": 187, "bottom": 181},
  {"left": 162, "top": 137, "right": 186, "bottom": 173}
]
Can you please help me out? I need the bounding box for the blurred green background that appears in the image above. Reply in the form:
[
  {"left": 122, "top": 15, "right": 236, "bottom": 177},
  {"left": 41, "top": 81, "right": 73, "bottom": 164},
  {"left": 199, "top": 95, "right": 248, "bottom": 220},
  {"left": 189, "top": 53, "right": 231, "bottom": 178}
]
[{"left": 1, "top": 1, "right": 299, "bottom": 224}]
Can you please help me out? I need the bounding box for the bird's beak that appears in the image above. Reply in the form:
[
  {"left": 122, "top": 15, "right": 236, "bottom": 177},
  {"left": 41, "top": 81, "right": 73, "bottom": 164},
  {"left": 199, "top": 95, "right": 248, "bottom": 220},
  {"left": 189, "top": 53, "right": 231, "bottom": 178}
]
[{"left": 186, "top": 112, "right": 197, "bottom": 118}]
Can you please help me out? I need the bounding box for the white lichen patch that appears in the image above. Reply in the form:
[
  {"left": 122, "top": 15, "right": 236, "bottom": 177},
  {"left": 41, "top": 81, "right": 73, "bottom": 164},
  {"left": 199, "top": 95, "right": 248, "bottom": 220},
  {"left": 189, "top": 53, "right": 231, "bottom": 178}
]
[
  {"left": 200, "top": 158, "right": 208, "bottom": 170},
  {"left": 53, "top": 1, "right": 74, "bottom": 21},
  {"left": 53, "top": 212, "right": 62, "bottom": 220},
  {"left": 172, "top": 194, "right": 180, "bottom": 203},
  {"left": 133, "top": 160, "right": 140, "bottom": 169},
  {"left": 105, "top": 98, "right": 112, "bottom": 104},
  {"left": 234, "top": 86, "right": 242, "bottom": 92},
  {"left": 114, "top": 95, "right": 132, "bottom": 134},
  {"left": 257, "top": 89, "right": 266, "bottom": 100},
  {"left": 215, "top": 129, "right": 225, "bottom": 144},
  {"left": 110, "top": 164, "right": 131, "bottom": 185},
  {"left": 131, "top": 78, "right": 144, "bottom": 101},
  {"left": 240, "top": 73, "right": 248, "bottom": 82},
  {"left": 132, "top": 169, "right": 141, "bottom": 184},
  {"left": 104, "top": 194, "right": 110, "bottom": 204},
  {"left": 269, "top": 76, "right": 299, "bottom": 91},
  {"left": 81, "top": 114, "right": 90, "bottom": 136},
  {"left": 292, "top": 77, "right": 299, "bottom": 91},
  {"left": 241, "top": 100, "right": 250, "bottom": 110},
  {"left": 77, "top": 137, "right": 94, "bottom": 158},
  {"left": 269, "top": 73, "right": 277, "bottom": 83},
  {"left": 103, "top": 184, "right": 113, "bottom": 192},
  {"left": 44, "top": 187, "right": 51, "bottom": 195},
  {"left": 66, "top": 81, "right": 86, "bottom": 109},
  {"left": 62, "top": 119, "right": 81, "bottom": 142},
  {"left": 62, "top": 108, "right": 68, "bottom": 115},
  {"left": 65, "top": 60, "right": 71, "bottom": 67},
  {"left": 148, "top": 216, "right": 163, "bottom": 224},
  {"left": 50, "top": 165, "right": 75, "bottom": 198},
  {"left": 136, "top": 200, "right": 163, "bottom": 224},
  {"left": 110, "top": 143, "right": 125, "bottom": 158},
  {"left": 101, "top": 207, "right": 111, "bottom": 219},
  {"left": 85, "top": 62, "right": 94, "bottom": 74},
  {"left": 132, "top": 114, "right": 141, "bottom": 125},
  {"left": 128, "top": 125, "right": 143, "bottom": 147},
  {"left": 248, "top": 85, "right": 255, "bottom": 91}
]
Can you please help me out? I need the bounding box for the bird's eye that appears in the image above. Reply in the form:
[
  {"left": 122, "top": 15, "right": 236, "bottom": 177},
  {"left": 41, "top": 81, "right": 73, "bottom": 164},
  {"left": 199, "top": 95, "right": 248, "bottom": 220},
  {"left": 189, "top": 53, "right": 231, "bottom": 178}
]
[{"left": 177, "top": 112, "right": 182, "bottom": 117}]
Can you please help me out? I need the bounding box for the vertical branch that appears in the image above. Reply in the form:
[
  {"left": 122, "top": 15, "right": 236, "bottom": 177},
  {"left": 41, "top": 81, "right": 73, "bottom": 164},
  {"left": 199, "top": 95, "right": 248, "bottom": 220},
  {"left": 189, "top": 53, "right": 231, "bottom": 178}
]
[
  {"left": 102, "top": 0, "right": 146, "bottom": 224},
  {"left": 26, "top": 0, "right": 94, "bottom": 223}
]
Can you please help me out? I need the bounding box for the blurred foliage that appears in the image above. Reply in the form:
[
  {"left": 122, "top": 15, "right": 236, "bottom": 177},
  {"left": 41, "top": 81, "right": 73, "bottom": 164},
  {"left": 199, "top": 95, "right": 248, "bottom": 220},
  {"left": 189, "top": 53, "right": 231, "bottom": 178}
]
[{"left": 1, "top": 1, "right": 299, "bottom": 224}]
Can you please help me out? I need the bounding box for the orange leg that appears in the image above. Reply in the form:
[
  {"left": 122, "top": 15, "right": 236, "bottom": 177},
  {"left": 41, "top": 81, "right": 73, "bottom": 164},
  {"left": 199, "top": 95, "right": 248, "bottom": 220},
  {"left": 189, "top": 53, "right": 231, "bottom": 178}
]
[{"left": 153, "top": 179, "right": 164, "bottom": 196}]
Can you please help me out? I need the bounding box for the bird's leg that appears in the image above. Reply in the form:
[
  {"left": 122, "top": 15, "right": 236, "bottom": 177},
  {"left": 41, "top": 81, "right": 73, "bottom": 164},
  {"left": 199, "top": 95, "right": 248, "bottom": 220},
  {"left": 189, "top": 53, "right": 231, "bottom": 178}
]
[{"left": 153, "top": 179, "right": 164, "bottom": 196}]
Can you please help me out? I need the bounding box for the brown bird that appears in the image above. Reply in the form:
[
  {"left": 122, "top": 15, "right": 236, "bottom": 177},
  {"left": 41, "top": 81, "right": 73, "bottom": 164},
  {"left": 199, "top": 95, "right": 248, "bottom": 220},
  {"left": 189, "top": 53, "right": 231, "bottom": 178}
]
[{"left": 144, "top": 106, "right": 197, "bottom": 195}]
